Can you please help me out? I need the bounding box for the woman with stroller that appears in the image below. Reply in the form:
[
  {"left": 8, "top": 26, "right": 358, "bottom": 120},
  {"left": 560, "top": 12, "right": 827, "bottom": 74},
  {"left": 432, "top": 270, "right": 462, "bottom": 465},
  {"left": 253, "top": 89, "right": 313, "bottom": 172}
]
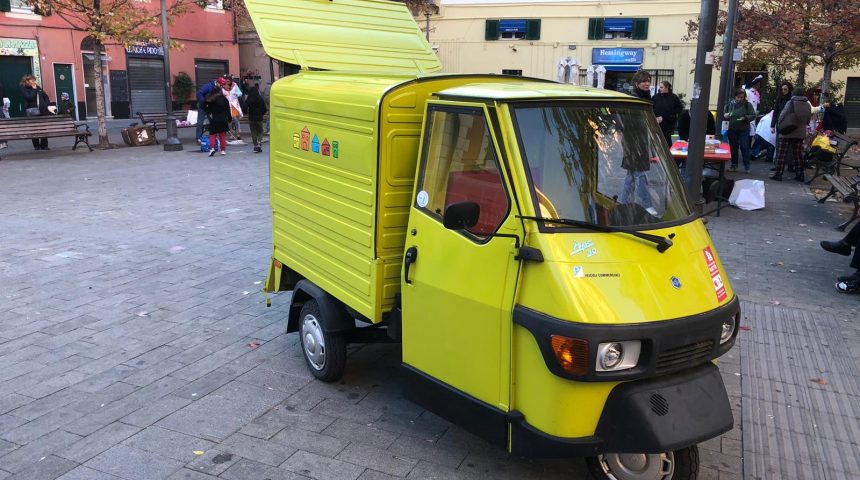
[{"left": 203, "top": 85, "right": 231, "bottom": 157}]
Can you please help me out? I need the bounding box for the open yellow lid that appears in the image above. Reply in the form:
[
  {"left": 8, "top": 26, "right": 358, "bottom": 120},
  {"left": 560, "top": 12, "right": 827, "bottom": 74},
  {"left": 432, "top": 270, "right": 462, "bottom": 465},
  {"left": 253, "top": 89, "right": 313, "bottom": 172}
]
[{"left": 244, "top": 0, "right": 443, "bottom": 73}]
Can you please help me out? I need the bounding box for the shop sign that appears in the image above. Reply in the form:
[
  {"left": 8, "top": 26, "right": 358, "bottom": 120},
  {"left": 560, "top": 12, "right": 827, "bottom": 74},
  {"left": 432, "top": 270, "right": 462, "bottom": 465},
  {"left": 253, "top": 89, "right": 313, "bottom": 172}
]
[
  {"left": 125, "top": 43, "right": 164, "bottom": 57},
  {"left": 592, "top": 48, "right": 644, "bottom": 65},
  {"left": 0, "top": 38, "right": 42, "bottom": 85}
]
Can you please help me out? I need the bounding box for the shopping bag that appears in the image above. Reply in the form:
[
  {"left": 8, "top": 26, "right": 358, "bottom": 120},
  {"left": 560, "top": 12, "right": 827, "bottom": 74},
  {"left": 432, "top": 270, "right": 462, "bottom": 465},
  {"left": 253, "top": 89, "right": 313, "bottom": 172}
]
[
  {"left": 728, "top": 179, "right": 765, "bottom": 211},
  {"left": 186, "top": 109, "right": 198, "bottom": 126}
]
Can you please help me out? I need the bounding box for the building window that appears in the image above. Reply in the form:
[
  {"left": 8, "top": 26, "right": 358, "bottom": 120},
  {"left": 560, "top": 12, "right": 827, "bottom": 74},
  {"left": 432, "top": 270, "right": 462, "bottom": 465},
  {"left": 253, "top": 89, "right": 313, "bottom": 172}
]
[
  {"left": 502, "top": 69, "right": 523, "bottom": 76},
  {"left": 9, "top": 0, "right": 34, "bottom": 13},
  {"left": 204, "top": 0, "right": 224, "bottom": 10},
  {"left": 485, "top": 19, "right": 541, "bottom": 41},
  {"left": 587, "top": 18, "right": 649, "bottom": 40},
  {"left": 646, "top": 69, "right": 675, "bottom": 90}
]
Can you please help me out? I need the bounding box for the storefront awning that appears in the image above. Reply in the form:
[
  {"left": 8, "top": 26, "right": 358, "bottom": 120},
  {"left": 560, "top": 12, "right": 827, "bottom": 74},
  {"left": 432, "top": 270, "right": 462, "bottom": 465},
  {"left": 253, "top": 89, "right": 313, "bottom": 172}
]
[{"left": 603, "top": 65, "right": 640, "bottom": 72}]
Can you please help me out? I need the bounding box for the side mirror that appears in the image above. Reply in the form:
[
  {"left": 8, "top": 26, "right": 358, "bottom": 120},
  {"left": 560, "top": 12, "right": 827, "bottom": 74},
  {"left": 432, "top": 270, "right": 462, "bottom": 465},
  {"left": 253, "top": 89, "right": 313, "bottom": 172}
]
[{"left": 443, "top": 201, "right": 480, "bottom": 230}]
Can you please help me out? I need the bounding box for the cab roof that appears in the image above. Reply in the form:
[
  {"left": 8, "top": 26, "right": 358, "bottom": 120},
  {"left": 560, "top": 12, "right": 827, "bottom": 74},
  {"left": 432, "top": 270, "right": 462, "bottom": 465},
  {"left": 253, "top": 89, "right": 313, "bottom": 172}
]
[{"left": 436, "top": 82, "right": 645, "bottom": 102}]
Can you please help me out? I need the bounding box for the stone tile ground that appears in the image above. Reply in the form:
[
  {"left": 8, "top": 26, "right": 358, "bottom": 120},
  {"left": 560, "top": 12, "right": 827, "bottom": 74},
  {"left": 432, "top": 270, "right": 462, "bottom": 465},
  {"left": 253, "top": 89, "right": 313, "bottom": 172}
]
[{"left": 0, "top": 130, "right": 858, "bottom": 479}]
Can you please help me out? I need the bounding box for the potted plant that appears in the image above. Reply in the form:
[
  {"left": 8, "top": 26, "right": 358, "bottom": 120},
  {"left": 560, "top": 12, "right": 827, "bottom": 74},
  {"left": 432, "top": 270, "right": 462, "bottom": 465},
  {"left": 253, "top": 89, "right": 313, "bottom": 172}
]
[{"left": 172, "top": 72, "right": 195, "bottom": 111}]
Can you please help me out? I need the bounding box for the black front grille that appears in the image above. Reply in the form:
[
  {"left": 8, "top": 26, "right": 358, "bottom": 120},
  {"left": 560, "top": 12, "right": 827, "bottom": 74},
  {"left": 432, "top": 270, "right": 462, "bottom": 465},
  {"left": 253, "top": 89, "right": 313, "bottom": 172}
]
[{"left": 656, "top": 340, "right": 714, "bottom": 373}]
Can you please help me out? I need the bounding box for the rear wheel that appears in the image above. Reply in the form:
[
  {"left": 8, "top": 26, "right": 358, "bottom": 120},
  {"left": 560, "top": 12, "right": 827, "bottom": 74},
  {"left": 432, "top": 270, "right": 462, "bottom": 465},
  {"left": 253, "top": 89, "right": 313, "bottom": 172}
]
[
  {"left": 299, "top": 299, "right": 347, "bottom": 382},
  {"left": 586, "top": 446, "right": 698, "bottom": 480}
]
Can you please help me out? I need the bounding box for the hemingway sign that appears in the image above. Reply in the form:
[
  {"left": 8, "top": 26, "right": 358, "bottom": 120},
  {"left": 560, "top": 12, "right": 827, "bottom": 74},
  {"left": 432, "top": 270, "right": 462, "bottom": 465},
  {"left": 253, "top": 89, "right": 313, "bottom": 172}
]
[{"left": 592, "top": 48, "right": 644, "bottom": 65}]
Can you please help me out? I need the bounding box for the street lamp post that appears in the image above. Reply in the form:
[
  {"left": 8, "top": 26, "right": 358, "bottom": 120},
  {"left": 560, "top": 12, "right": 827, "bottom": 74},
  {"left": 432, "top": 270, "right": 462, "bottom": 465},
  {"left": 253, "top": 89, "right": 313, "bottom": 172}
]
[{"left": 161, "top": 0, "right": 183, "bottom": 151}]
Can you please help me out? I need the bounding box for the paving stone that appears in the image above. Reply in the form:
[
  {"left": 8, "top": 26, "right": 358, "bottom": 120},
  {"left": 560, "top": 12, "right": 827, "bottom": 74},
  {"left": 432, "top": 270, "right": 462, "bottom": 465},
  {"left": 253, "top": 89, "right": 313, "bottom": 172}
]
[
  {"left": 221, "top": 458, "right": 309, "bottom": 480},
  {"left": 0, "top": 429, "right": 82, "bottom": 473},
  {"left": 84, "top": 444, "right": 184, "bottom": 480},
  {"left": 0, "top": 394, "right": 31, "bottom": 415},
  {"left": 236, "top": 365, "right": 310, "bottom": 394},
  {"left": 0, "top": 438, "right": 18, "bottom": 457},
  {"left": 165, "top": 468, "right": 220, "bottom": 480},
  {"left": 357, "top": 470, "right": 400, "bottom": 480},
  {"left": 282, "top": 450, "right": 366, "bottom": 480},
  {"left": 122, "top": 426, "right": 216, "bottom": 463},
  {"left": 120, "top": 395, "right": 191, "bottom": 428},
  {"left": 336, "top": 442, "right": 418, "bottom": 477},
  {"left": 183, "top": 448, "right": 239, "bottom": 476},
  {"left": 240, "top": 403, "right": 336, "bottom": 439},
  {"left": 4, "top": 454, "right": 78, "bottom": 480},
  {"left": 321, "top": 419, "right": 400, "bottom": 450},
  {"left": 2, "top": 407, "right": 85, "bottom": 445},
  {"left": 59, "top": 422, "right": 141, "bottom": 463},
  {"left": 386, "top": 434, "right": 467, "bottom": 470},
  {"left": 270, "top": 426, "right": 348, "bottom": 458},
  {"left": 55, "top": 465, "right": 122, "bottom": 480},
  {"left": 156, "top": 381, "right": 288, "bottom": 441}
]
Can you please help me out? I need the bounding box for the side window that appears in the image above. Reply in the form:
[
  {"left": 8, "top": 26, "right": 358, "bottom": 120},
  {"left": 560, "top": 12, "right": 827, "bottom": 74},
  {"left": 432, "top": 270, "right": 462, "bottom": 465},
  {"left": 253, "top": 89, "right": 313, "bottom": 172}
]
[{"left": 416, "top": 107, "right": 510, "bottom": 238}]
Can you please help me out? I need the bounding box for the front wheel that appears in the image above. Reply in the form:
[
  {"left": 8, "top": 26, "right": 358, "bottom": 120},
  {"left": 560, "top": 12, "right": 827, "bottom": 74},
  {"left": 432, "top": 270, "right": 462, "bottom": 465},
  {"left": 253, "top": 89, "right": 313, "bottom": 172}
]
[
  {"left": 298, "top": 299, "right": 347, "bottom": 382},
  {"left": 586, "top": 446, "right": 698, "bottom": 480}
]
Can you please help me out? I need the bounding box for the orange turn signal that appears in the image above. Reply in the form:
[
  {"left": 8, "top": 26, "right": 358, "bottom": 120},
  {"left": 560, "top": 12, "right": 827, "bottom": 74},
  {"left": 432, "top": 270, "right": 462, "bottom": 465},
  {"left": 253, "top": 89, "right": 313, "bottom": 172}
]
[{"left": 550, "top": 335, "right": 590, "bottom": 376}]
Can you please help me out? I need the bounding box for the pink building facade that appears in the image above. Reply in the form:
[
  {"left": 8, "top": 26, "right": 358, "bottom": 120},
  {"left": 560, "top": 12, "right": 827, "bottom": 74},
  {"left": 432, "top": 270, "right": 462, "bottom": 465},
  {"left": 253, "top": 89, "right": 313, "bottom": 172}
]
[{"left": 0, "top": 0, "right": 240, "bottom": 119}]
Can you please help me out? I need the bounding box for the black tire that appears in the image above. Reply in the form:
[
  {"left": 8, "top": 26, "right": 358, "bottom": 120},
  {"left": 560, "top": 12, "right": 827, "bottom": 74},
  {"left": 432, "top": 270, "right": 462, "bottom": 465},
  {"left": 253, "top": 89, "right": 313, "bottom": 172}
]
[
  {"left": 586, "top": 446, "right": 699, "bottom": 480},
  {"left": 298, "top": 299, "right": 347, "bottom": 382}
]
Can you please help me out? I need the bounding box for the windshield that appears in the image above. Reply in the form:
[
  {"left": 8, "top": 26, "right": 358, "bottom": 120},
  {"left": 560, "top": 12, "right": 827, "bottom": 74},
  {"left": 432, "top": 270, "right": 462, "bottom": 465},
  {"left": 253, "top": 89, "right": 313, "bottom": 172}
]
[{"left": 512, "top": 102, "right": 693, "bottom": 229}]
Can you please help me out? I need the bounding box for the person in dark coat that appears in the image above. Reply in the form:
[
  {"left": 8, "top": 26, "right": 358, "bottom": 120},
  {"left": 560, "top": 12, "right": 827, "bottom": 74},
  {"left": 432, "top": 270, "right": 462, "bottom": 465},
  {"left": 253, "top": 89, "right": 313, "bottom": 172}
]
[
  {"left": 652, "top": 81, "right": 683, "bottom": 147},
  {"left": 677, "top": 109, "right": 716, "bottom": 141},
  {"left": 203, "top": 87, "right": 231, "bottom": 157},
  {"left": 196, "top": 76, "right": 226, "bottom": 142},
  {"left": 724, "top": 88, "right": 756, "bottom": 172},
  {"left": 20, "top": 74, "right": 51, "bottom": 150},
  {"left": 821, "top": 221, "right": 860, "bottom": 292},
  {"left": 771, "top": 87, "right": 813, "bottom": 181},
  {"left": 629, "top": 70, "right": 652, "bottom": 101},
  {"left": 245, "top": 86, "right": 267, "bottom": 153}
]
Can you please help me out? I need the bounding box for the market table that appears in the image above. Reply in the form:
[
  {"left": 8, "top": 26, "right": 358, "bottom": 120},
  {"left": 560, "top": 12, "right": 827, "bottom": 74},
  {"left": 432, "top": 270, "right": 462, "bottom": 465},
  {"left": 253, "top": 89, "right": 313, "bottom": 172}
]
[{"left": 670, "top": 140, "right": 732, "bottom": 215}]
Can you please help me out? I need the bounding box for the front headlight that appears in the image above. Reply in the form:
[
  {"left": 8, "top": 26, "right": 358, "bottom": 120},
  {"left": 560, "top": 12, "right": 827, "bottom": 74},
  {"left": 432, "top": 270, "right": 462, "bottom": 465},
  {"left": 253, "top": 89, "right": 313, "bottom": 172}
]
[
  {"left": 720, "top": 313, "right": 738, "bottom": 344},
  {"left": 595, "top": 340, "right": 641, "bottom": 372}
]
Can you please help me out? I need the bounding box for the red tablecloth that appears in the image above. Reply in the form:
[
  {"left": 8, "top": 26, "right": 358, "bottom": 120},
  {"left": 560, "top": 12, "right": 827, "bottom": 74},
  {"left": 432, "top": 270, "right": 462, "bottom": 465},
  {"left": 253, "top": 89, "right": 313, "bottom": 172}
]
[{"left": 670, "top": 141, "right": 732, "bottom": 162}]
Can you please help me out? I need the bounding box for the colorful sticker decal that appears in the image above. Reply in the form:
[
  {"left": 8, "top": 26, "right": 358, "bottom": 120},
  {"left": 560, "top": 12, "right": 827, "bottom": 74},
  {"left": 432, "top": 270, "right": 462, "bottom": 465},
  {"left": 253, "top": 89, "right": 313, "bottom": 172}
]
[
  {"left": 293, "top": 133, "right": 300, "bottom": 149},
  {"left": 321, "top": 138, "right": 331, "bottom": 156},
  {"left": 311, "top": 135, "right": 320, "bottom": 153},
  {"left": 416, "top": 190, "right": 429, "bottom": 208},
  {"left": 573, "top": 266, "right": 585, "bottom": 278},
  {"left": 300, "top": 127, "right": 310, "bottom": 151},
  {"left": 671, "top": 276, "right": 682, "bottom": 289},
  {"left": 332, "top": 141, "right": 339, "bottom": 159},
  {"left": 571, "top": 240, "right": 598, "bottom": 258},
  {"left": 704, "top": 246, "right": 728, "bottom": 302}
]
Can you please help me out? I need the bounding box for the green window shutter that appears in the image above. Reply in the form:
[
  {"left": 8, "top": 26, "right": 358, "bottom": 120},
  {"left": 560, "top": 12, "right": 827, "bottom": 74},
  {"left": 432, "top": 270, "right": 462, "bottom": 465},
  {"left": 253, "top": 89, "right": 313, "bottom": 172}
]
[
  {"left": 525, "top": 19, "right": 541, "bottom": 40},
  {"left": 485, "top": 19, "right": 500, "bottom": 41},
  {"left": 0, "top": 0, "right": 11, "bottom": 12},
  {"left": 588, "top": 18, "right": 604, "bottom": 40},
  {"left": 632, "top": 18, "right": 649, "bottom": 40}
]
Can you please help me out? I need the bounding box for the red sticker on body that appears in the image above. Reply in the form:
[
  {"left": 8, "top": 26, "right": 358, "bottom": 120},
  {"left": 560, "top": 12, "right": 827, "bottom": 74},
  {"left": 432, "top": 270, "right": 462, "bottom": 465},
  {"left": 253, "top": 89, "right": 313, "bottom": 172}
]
[{"left": 704, "top": 246, "right": 728, "bottom": 302}]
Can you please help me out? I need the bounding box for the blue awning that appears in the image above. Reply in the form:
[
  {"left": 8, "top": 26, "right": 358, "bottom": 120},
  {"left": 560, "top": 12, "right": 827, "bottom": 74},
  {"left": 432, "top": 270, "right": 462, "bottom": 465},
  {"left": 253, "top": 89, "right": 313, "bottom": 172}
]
[
  {"left": 604, "top": 18, "right": 634, "bottom": 32},
  {"left": 603, "top": 65, "right": 640, "bottom": 72}
]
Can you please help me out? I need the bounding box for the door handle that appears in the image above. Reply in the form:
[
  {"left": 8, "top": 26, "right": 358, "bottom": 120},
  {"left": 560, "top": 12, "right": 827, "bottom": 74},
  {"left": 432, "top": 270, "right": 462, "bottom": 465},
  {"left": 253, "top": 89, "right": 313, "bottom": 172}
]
[{"left": 404, "top": 246, "right": 418, "bottom": 285}]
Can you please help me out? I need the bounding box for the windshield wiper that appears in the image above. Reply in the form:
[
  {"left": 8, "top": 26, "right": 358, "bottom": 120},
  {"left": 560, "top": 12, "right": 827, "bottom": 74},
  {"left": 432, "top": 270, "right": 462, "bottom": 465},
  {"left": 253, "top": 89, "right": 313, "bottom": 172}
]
[{"left": 517, "top": 215, "right": 675, "bottom": 253}]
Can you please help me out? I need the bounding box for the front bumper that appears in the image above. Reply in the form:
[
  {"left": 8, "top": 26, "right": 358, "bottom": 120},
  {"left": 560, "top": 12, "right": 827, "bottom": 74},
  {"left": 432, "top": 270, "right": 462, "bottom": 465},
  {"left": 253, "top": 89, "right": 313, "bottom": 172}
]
[{"left": 510, "top": 362, "right": 733, "bottom": 456}]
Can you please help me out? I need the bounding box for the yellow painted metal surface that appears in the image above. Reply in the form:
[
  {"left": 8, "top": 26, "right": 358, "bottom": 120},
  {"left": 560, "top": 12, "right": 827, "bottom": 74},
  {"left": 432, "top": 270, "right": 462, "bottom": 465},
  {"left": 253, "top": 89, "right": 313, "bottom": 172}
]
[{"left": 244, "top": 0, "right": 442, "bottom": 73}]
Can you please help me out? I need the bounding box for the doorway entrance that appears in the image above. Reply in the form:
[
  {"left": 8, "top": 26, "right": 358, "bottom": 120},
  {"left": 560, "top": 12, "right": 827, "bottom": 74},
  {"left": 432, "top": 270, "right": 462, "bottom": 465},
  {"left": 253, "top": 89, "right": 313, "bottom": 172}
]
[
  {"left": 846, "top": 77, "right": 860, "bottom": 129},
  {"left": 0, "top": 56, "right": 34, "bottom": 117},
  {"left": 53, "top": 63, "right": 77, "bottom": 120}
]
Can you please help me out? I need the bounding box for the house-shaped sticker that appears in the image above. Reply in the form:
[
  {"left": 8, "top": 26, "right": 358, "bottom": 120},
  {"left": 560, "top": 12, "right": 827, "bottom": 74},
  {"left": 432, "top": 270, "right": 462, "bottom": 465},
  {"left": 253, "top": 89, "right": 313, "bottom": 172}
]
[
  {"left": 311, "top": 135, "right": 320, "bottom": 153},
  {"left": 321, "top": 138, "right": 330, "bottom": 156},
  {"left": 300, "top": 127, "right": 310, "bottom": 150},
  {"left": 332, "top": 141, "right": 339, "bottom": 158}
]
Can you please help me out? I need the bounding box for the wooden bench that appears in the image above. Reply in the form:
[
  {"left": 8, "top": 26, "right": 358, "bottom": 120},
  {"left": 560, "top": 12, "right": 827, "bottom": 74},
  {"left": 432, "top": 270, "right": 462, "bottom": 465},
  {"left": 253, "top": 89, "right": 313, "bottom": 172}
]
[
  {"left": 0, "top": 116, "right": 92, "bottom": 160},
  {"left": 806, "top": 132, "right": 859, "bottom": 184},
  {"left": 819, "top": 174, "right": 860, "bottom": 230},
  {"left": 135, "top": 111, "right": 191, "bottom": 144}
]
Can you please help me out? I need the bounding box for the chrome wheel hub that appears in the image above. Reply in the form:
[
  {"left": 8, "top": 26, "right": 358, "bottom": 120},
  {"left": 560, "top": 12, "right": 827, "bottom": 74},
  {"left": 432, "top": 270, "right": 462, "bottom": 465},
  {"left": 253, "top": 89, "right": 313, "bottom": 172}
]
[
  {"left": 302, "top": 314, "right": 326, "bottom": 370},
  {"left": 599, "top": 451, "right": 675, "bottom": 480}
]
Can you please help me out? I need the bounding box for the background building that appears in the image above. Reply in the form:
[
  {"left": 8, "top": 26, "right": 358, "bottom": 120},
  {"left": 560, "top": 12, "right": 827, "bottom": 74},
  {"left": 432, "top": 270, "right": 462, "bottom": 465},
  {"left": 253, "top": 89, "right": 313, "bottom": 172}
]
[
  {"left": 422, "top": 0, "right": 860, "bottom": 129},
  {"left": 0, "top": 0, "right": 240, "bottom": 120}
]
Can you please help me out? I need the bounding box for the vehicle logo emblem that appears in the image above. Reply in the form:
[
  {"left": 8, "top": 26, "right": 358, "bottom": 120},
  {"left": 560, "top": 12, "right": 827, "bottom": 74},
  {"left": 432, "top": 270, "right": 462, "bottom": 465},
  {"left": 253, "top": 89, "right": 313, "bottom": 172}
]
[{"left": 671, "top": 276, "right": 682, "bottom": 289}]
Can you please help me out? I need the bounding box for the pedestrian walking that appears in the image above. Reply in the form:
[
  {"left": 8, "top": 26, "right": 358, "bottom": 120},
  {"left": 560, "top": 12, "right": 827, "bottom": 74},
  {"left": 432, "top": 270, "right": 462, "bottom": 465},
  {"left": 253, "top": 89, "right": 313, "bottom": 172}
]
[
  {"left": 245, "top": 85, "right": 267, "bottom": 153},
  {"left": 652, "top": 81, "right": 683, "bottom": 147},
  {"left": 771, "top": 87, "right": 813, "bottom": 181},
  {"left": 196, "top": 76, "right": 226, "bottom": 143},
  {"left": 723, "top": 89, "right": 756, "bottom": 173},
  {"left": 629, "top": 70, "right": 652, "bottom": 102},
  {"left": 225, "top": 76, "right": 244, "bottom": 141},
  {"left": 820, "top": 222, "right": 860, "bottom": 292},
  {"left": 203, "top": 87, "right": 231, "bottom": 157},
  {"left": 20, "top": 74, "right": 51, "bottom": 150}
]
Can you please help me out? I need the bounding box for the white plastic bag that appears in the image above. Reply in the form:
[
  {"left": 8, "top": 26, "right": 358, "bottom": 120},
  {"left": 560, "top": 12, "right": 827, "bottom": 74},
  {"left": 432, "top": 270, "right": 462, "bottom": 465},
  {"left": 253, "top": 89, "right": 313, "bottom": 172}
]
[
  {"left": 755, "top": 111, "right": 776, "bottom": 146},
  {"left": 729, "top": 179, "right": 765, "bottom": 211},
  {"left": 186, "top": 109, "right": 198, "bottom": 126}
]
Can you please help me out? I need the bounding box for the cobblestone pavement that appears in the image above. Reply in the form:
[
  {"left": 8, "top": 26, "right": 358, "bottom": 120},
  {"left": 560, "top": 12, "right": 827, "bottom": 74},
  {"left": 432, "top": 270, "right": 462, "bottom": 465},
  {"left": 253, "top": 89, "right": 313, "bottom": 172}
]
[{"left": 0, "top": 133, "right": 857, "bottom": 479}]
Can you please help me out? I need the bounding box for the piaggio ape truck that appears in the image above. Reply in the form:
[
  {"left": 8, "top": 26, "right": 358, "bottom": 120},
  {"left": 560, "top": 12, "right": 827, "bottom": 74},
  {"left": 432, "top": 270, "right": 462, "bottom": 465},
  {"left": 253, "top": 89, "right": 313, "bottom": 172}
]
[{"left": 249, "top": 1, "right": 740, "bottom": 478}]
